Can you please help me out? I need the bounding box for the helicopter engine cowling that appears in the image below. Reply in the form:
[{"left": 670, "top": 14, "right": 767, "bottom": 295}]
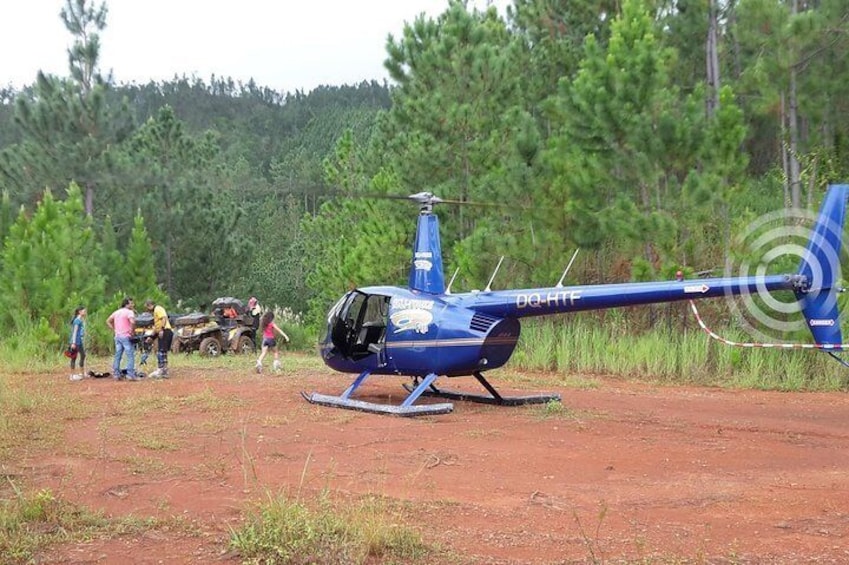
[
  {"left": 447, "top": 312, "right": 521, "bottom": 376},
  {"left": 386, "top": 298, "right": 521, "bottom": 377}
]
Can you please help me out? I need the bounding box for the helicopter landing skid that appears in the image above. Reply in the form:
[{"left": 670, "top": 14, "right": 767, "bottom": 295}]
[
  {"left": 403, "top": 371, "right": 561, "bottom": 406},
  {"left": 301, "top": 370, "right": 453, "bottom": 417},
  {"left": 301, "top": 392, "right": 453, "bottom": 416}
]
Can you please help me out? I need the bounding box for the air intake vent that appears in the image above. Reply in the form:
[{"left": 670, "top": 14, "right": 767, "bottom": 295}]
[{"left": 470, "top": 312, "right": 499, "bottom": 334}]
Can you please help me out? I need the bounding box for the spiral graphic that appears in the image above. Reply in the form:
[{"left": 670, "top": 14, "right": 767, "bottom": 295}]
[{"left": 722, "top": 206, "right": 846, "bottom": 343}]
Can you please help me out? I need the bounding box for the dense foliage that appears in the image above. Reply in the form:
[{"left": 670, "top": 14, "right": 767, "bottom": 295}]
[{"left": 1, "top": 0, "right": 848, "bottom": 355}]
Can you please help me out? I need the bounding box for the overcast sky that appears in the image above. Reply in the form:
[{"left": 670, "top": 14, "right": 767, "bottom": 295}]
[{"left": 2, "top": 0, "right": 508, "bottom": 94}]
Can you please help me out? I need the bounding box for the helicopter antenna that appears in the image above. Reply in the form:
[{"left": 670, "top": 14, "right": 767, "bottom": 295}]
[
  {"left": 445, "top": 268, "right": 460, "bottom": 295},
  {"left": 484, "top": 256, "right": 505, "bottom": 292},
  {"left": 555, "top": 249, "right": 580, "bottom": 288}
]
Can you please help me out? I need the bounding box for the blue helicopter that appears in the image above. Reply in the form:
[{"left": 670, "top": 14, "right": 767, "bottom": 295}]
[{"left": 303, "top": 184, "right": 849, "bottom": 416}]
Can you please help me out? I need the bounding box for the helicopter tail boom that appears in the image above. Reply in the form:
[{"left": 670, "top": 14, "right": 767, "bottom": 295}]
[{"left": 458, "top": 184, "right": 849, "bottom": 349}]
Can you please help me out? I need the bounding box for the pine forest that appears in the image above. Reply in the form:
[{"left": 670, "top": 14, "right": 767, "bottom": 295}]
[{"left": 2, "top": 0, "right": 849, "bottom": 372}]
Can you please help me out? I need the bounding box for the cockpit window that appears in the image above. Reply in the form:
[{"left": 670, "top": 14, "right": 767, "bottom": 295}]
[
  {"left": 345, "top": 293, "right": 366, "bottom": 327},
  {"left": 327, "top": 293, "right": 349, "bottom": 324}
]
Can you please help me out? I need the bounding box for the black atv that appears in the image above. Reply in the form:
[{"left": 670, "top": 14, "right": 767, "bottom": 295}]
[{"left": 171, "top": 297, "right": 257, "bottom": 356}]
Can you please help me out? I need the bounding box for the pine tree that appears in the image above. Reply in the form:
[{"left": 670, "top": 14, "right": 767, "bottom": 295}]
[
  {"left": 0, "top": 190, "right": 15, "bottom": 246},
  {"left": 122, "top": 213, "right": 165, "bottom": 305},
  {"left": 731, "top": 0, "right": 849, "bottom": 202},
  {"left": 508, "top": 0, "right": 617, "bottom": 122},
  {"left": 303, "top": 197, "right": 409, "bottom": 328},
  {"left": 0, "top": 184, "right": 105, "bottom": 334},
  {"left": 0, "top": 0, "right": 133, "bottom": 215},
  {"left": 302, "top": 133, "right": 409, "bottom": 327},
  {"left": 123, "top": 105, "right": 252, "bottom": 302},
  {"left": 381, "top": 2, "right": 535, "bottom": 286},
  {"left": 99, "top": 215, "right": 124, "bottom": 296},
  {"left": 540, "top": 0, "right": 746, "bottom": 277}
]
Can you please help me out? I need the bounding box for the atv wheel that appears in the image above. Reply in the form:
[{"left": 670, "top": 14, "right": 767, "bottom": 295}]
[
  {"left": 236, "top": 335, "right": 255, "bottom": 354},
  {"left": 199, "top": 336, "right": 222, "bottom": 357}
]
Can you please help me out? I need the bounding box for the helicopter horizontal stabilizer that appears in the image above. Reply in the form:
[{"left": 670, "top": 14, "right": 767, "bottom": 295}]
[
  {"left": 796, "top": 184, "right": 849, "bottom": 346},
  {"left": 301, "top": 392, "right": 453, "bottom": 417}
]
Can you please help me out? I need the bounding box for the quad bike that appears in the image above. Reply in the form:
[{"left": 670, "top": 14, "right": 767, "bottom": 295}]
[{"left": 171, "top": 297, "right": 257, "bottom": 356}]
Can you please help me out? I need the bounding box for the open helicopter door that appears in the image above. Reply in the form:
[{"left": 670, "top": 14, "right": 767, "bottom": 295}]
[{"left": 329, "top": 290, "right": 390, "bottom": 363}]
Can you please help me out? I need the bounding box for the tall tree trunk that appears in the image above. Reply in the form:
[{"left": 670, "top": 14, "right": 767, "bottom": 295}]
[
  {"left": 162, "top": 182, "right": 173, "bottom": 295},
  {"left": 787, "top": 80, "right": 802, "bottom": 209},
  {"left": 85, "top": 182, "right": 94, "bottom": 216},
  {"left": 787, "top": 0, "right": 802, "bottom": 209},
  {"left": 780, "top": 93, "right": 790, "bottom": 206},
  {"left": 729, "top": 0, "right": 742, "bottom": 80},
  {"left": 705, "top": 0, "right": 721, "bottom": 117}
]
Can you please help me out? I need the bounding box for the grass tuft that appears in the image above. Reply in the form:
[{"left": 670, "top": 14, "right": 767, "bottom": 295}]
[
  {"left": 537, "top": 399, "right": 569, "bottom": 419},
  {"left": 229, "top": 490, "right": 433, "bottom": 564},
  {"left": 0, "top": 487, "right": 108, "bottom": 564}
]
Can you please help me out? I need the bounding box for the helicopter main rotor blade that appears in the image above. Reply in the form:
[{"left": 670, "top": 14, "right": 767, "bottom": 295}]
[{"left": 353, "top": 191, "right": 510, "bottom": 209}]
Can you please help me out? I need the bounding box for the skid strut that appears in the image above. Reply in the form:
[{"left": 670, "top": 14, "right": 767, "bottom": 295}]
[
  {"left": 302, "top": 370, "right": 453, "bottom": 417},
  {"left": 403, "top": 371, "right": 561, "bottom": 406}
]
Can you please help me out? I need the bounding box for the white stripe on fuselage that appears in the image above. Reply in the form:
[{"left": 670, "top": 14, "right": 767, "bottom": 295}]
[{"left": 387, "top": 337, "right": 517, "bottom": 348}]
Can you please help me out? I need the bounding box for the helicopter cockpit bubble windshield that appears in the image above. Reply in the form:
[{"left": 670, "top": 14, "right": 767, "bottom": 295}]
[{"left": 325, "top": 289, "right": 391, "bottom": 363}]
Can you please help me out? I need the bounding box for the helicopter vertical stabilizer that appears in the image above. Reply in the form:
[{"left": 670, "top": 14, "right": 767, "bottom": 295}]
[
  {"left": 409, "top": 212, "right": 445, "bottom": 294},
  {"left": 797, "top": 184, "right": 849, "bottom": 345}
]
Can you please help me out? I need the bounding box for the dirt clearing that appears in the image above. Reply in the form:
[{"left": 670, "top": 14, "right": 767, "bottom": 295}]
[{"left": 5, "top": 358, "right": 849, "bottom": 563}]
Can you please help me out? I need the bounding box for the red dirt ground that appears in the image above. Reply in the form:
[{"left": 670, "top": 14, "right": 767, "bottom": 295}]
[{"left": 16, "top": 359, "right": 849, "bottom": 563}]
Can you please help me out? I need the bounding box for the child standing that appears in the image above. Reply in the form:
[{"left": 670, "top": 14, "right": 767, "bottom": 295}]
[
  {"left": 255, "top": 311, "right": 289, "bottom": 373},
  {"left": 69, "top": 306, "right": 87, "bottom": 380}
]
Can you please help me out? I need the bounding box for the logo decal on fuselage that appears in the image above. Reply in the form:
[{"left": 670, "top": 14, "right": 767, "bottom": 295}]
[
  {"left": 391, "top": 309, "right": 433, "bottom": 334},
  {"left": 413, "top": 259, "right": 433, "bottom": 271},
  {"left": 413, "top": 252, "right": 433, "bottom": 272},
  {"left": 390, "top": 298, "right": 434, "bottom": 334}
]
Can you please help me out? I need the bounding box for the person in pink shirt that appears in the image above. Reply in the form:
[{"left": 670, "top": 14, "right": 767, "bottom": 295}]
[
  {"left": 106, "top": 297, "right": 138, "bottom": 381},
  {"left": 255, "top": 310, "right": 289, "bottom": 374}
]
